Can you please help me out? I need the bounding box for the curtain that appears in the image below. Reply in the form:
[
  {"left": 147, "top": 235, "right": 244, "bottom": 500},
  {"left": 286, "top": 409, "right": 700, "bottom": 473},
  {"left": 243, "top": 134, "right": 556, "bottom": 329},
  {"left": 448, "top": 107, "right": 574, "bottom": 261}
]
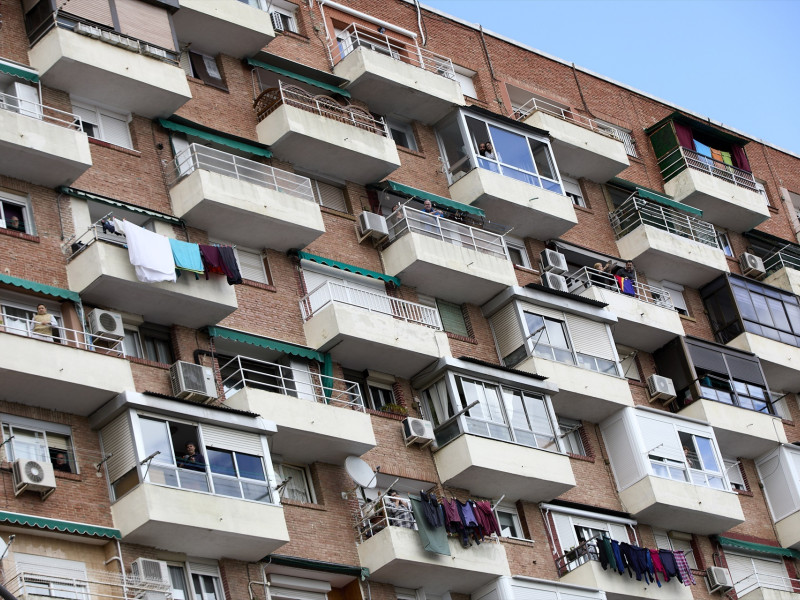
[
  {"left": 673, "top": 122, "right": 696, "bottom": 150},
  {"left": 732, "top": 145, "right": 752, "bottom": 172}
]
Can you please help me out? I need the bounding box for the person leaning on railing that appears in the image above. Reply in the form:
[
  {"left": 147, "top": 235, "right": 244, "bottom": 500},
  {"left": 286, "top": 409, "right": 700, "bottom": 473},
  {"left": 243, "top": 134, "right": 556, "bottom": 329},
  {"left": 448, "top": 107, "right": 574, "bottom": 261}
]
[{"left": 31, "top": 304, "right": 58, "bottom": 341}]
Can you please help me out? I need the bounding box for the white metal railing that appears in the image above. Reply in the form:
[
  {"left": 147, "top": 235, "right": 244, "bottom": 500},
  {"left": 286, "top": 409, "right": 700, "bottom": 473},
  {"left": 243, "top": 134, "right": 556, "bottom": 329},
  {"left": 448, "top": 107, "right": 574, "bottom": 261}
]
[
  {"left": 219, "top": 354, "right": 365, "bottom": 410},
  {"left": 514, "top": 97, "right": 620, "bottom": 140},
  {"left": 609, "top": 194, "right": 719, "bottom": 248},
  {"left": 64, "top": 214, "right": 125, "bottom": 262},
  {"left": 763, "top": 250, "right": 800, "bottom": 275},
  {"left": 1, "top": 315, "right": 124, "bottom": 356},
  {"left": 254, "top": 81, "right": 389, "bottom": 137},
  {"left": 566, "top": 266, "right": 676, "bottom": 310},
  {"left": 387, "top": 205, "right": 510, "bottom": 261},
  {"left": 329, "top": 23, "right": 456, "bottom": 79},
  {"left": 299, "top": 279, "right": 442, "bottom": 329},
  {"left": 660, "top": 146, "right": 758, "bottom": 192},
  {"left": 145, "top": 458, "right": 273, "bottom": 503},
  {"left": 355, "top": 494, "right": 416, "bottom": 543},
  {"left": 171, "top": 143, "right": 315, "bottom": 202},
  {"left": 729, "top": 572, "right": 799, "bottom": 598},
  {"left": 0, "top": 90, "right": 84, "bottom": 131}
]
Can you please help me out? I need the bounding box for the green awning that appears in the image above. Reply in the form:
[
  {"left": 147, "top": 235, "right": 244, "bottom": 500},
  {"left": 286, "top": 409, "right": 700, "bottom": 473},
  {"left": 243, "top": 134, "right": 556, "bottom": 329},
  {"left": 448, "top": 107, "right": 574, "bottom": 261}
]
[
  {"left": 264, "top": 555, "right": 368, "bottom": 581},
  {"left": 714, "top": 536, "right": 800, "bottom": 560},
  {"left": 247, "top": 58, "right": 351, "bottom": 98},
  {"left": 0, "top": 274, "right": 80, "bottom": 304},
  {"left": 206, "top": 326, "right": 325, "bottom": 363},
  {"left": 637, "top": 188, "right": 703, "bottom": 217},
  {"left": 384, "top": 180, "right": 485, "bottom": 217},
  {"left": 59, "top": 187, "right": 182, "bottom": 225},
  {"left": 298, "top": 251, "right": 401, "bottom": 287},
  {"left": 0, "top": 511, "right": 120, "bottom": 539},
  {"left": 158, "top": 117, "right": 272, "bottom": 158},
  {"left": 0, "top": 61, "right": 39, "bottom": 83}
]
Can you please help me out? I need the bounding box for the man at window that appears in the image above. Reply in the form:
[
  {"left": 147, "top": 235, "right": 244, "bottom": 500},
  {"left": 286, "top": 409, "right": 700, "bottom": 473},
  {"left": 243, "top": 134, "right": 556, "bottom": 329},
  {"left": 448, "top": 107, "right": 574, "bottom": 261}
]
[
  {"left": 51, "top": 451, "right": 71, "bottom": 473},
  {"left": 7, "top": 215, "right": 24, "bottom": 232},
  {"left": 178, "top": 442, "right": 206, "bottom": 472}
]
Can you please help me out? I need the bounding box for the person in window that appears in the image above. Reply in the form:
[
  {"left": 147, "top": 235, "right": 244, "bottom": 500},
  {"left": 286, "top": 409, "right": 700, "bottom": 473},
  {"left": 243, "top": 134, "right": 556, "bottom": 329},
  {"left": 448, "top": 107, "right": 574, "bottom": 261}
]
[
  {"left": 609, "top": 260, "right": 637, "bottom": 296},
  {"left": 178, "top": 442, "right": 206, "bottom": 471},
  {"left": 683, "top": 446, "right": 701, "bottom": 470},
  {"left": 31, "top": 304, "right": 57, "bottom": 341},
  {"left": 7, "top": 216, "right": 24, "bottom": 232},
  {"left": 52, "top": 452, "right": 71, "bottom": 473}
]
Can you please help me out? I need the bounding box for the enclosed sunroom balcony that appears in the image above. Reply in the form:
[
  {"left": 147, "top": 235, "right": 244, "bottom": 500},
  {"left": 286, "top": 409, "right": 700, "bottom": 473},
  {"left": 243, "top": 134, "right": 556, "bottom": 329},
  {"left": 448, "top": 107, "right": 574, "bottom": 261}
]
[
  {"left": 168, "top": 143, "right": 325, "bottom": 251},
  {"left": 757, "top": 445, "right": 800, "bottom": 550},
  {"left": 380, "top": 205, "right": 517, "bottom": 305},
  {"left": 254, "top": 81, "right": 401, "bottom": 184},
  {"left": 610, "top": 194, "right": 729, "bottom": 288},
  {"left": 517, "top": 97, "right": 630, "bottom": 183},
  {"left": 300, "top": 279, "right": 450, "bottom": 379},
  {"left": 330, "top": 24, "right": 464, "bottom": 124}
]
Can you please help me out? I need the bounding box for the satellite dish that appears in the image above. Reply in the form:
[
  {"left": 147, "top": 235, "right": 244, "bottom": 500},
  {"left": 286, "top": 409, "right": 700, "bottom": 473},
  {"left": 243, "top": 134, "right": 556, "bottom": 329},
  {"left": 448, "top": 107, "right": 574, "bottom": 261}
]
[{"left": 345, "top": 456, "right": 377, "bottom": 489}]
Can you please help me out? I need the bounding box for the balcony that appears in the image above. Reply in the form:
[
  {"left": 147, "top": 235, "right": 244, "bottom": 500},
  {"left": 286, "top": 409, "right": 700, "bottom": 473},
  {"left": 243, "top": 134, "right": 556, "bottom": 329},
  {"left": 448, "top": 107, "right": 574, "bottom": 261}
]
[
  {"left": 28, "top": 17, "right": 191, "bottom": 119},
  {"left": 734, "top": 573, "right": 800, "bottom": 600},
  {"left": 610, "top": 194, "right": 729, "bottom": 288},
  {"left": 300, "top": 280, "right": 450, "bottom": 379},
  {"left": 172, "top": 0, "right": 275, "bottom": 59},
  {"left": 112, "top": 481, "right": 289, "bottom": 561},
  {"left": 169, "top": 144, "right": 325, "bottom": 251},
  {"left": 557, "top": 538, "right": 693, "bottom": 600},
  {"left": 254, "top": 81, "right": 401, "bottom": 184},
  {"left": 0, "top": 90, "right": 91, "bottom": 186},
  {"left": 380, "top": 206, "right": 517, "bottom": 305},
  {"left": 518, "top": 98, "right": 630, "bottom": 182},
  {"left": 330, "top": 24, "right": 464, "bottom": 125},
  {"left": 568, "top": 267, "right": 684, "bottom": 352},
  {"left": 764, "top": 252, "right": 800, "bottom": 297},
  {"left": 221, "top": 355, "right": 377, "bottom": 464},
  {"left": 660, "top": 146, "right": 769, "bottom": 231},
  {"left": 728, "top": 331, "right": 800, "bottom": 397},
  {"left": 758, "top": 445, "right": 800, "bottom": 550},
  {"left": 66, "top": 238, "right": 238, "bottom": 329},
  {"left": 448, "top": 167, "right": 578, "bottom": 240},
  {"left": 0, "top": 318, "right": 134, "bottom": 415},
  {"left": 355, "top": 499, "right": 510, "bottom": 594}
]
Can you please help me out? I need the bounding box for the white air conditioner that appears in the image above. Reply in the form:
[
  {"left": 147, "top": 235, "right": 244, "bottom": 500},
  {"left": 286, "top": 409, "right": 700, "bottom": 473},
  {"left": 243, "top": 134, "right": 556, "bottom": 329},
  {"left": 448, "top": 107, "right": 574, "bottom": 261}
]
[
  {"left": 647, "top": 374, "right": 676, "bottom": 402},
  {"left": 543, "top": 272, "right": 568, "bottom": 292},
  {"left": 706, "top": 566, "right": 734, "bottom": 593},
  {"left": 739, "top": 252, "right": 765, "bottom": 278},
  {"left": 540, "top": 249, "right": 568, "bottom": 275},
  {"left": 170, "top": 361, "right": 217, "bottom": 403},
  {"left": 270, "top": 11, "right": 284, "bottom": 32},
  {"left": 141, "top": 44, "right": 167, "bottom": 59},
  {"left": 87, "top": 308, "right": 125, "bottom": 340},
  {"left": 13, "top": 459, "right": 56, "bottom": 498},
  {"left": 131, "top": 558, "right": 170, "bottom": 586},
  {"left": 402, "top": 417, "right": 435, "bottom": 448},
  {"left": 75, "top": 22, "right": 102, "bottom": 38},
  {"left": 358, "top": 212, "right": 389, "bottom": 239}
]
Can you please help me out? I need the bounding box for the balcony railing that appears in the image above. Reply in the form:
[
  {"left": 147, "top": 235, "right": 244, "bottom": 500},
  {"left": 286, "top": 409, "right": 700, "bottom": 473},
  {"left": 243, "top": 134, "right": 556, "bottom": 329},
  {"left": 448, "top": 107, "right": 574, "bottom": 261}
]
[
  {"left": 171, "top": 143, "right": 315, "bottom": 202},
  {"left": 609, "top": 194, "right": 719, "bottom": 248},
  {"left": 514, "top": 97, "right": 625, "bottom": 140},
  {"left": 730, "top": 572, "right": 800, "bottom": 598},
  {"left": 64, "top": 213, "right": 125, "bottom": 262},
  {"left": 355, "top": 494, "right": 417, "bottom": 543},
  {"left": 329, "top": 23, "right": 456, "bottom": 80},
  {"left": 764, "top": 250, "right": 800, "bottom": 275},
  {"left": 219, "top": 354, "right": 365, "bottom": 411},
  {"left": 1, "top": 315, "right": 124, "bottom": 356},
  {"left": 387, "top": 205, "right": 510, "bottom": 261},
  {"left": 299, "top": 279, "right": 442, "bottom": 329},
  {"left": 566, "top": 266, "right": 676, "bottom": 310},
  {"left": 660, "top": 146, "right": 758, "bottom": 192},
  {"left": 555, "top": 535, "right": 600, "bottom": 577},
  {"left": 0, "top": 90, "right": 84, "bottom": 131},
  {"left": 254, "top": 80, "right": 389, "bottom": 137}
]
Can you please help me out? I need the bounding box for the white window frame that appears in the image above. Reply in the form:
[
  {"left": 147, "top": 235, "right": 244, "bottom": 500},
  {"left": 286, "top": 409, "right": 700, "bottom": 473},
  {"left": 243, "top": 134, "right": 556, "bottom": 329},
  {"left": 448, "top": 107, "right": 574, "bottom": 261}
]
[
  {"left": 717, "top": 231, "right": 734, "bottom": 257},
  {"left": 652, "top": 528, "right": 697, "bottom": 569},
  {"left": 308, "top": 177, "right": 349, "bottom": 213},
  {"left": 755, "top": 179, "right": 769, "bottom": 205},
  {"left": 617, "top": 345, "right": 641, "bottom": 381},
  {"left": 0, "top": 190, "right": 35, "bottom": 234},
  {"left": 724, "top": 458, "right": 747, "bottom": 492},
  {"left": 506, "top": 237, "right": 531, "bottom": 268},
  {"left": 71, "top": 99, "right": 132, "bottom": 149},
  {"left": 659, "top": 280, "right": 689, "bottom": 316},
  {"left": 562, "top": 175, "right": 586, "bottom": 208},
  {"left": 273, "top": 462, "right": 315, "bottom": 503},
  {"left": 558, "top": 418, "right": 587, "bottom": 456},
  {"left": 495, "top": 504, "right": 527, "bottom": 540},
  {"left": 452, "top": 65, "right": 477, "bottom": 99},
  {"left": 14, "top": 554, "right": 89, "bottom": 600},
  {"left": 1, "top": 413, "right": 76, "bottom": 473},
  {"left": 386, "top": 118, "right": 417, "bottom": 151},
  {"left": 0, "top": 294, "right": 61, "bottom": 339},
  {"left": 235, "top": 247, "right": 269, "bottom": 285},
  {"left": 269, "top": 1, "right": 298, "bottom": 33},
  {"left": 168, "top": 561, "right": 225, "bottom": 600}
]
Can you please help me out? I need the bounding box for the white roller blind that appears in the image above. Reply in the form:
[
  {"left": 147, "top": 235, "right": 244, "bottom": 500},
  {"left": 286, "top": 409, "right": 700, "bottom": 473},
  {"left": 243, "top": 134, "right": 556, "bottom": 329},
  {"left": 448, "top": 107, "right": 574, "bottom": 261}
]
[
  {"left": 312, "top": 180, "right": 347, "bottom": 212},
  {"left": 725, "top": 553, "right": 788, "bottom": 596},
  {"left": 188, "top": 562, "right": 220, "bottom": 577},
  {"left": 565, "top": 314, "right": 614, "bottom": 360},
  {"left": 490, "top": 303, "right": 523, "bottom": 359},
  {"left": 14, "top": 554, "right": 87, "bottom": 579},
  {"left": 201, "top": 424, "right": 264, "bottom": 456},
  {"left": 100, "top": 412, "right": 136, "bottom": 483},
  {"left": 101, "top": 111, "right": 132, "bottom": 148},
  {"left": 637, "top": 414, "right": 683, "bottom": 461},
  {"left": 524, "top": 303, "right": 563, "bottom": 321},
  {"left": 268, "top": 588, "right": 326, "bottom": 600},
  {"left": 236, "top": 249, "right": 268, "bottom": 284}
]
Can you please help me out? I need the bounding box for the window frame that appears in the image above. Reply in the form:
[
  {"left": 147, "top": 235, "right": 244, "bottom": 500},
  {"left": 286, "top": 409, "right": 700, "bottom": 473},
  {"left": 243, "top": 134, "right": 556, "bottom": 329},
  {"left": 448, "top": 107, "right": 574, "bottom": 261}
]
[
  {"left": 717, "top": 231, "right": 734, "bottom": 257},
  {"left": 70, "top": 99, "right": 132, "bottom": 149},
  {"left": 1, "top": 414, "right": 77, "bottom": 474},
  {"left": 561, "top": 175, "right": 586, "bottom": 208},
  {"left": 558, "top": 418, "right": 587, "bottom": 456},
  {"left": 308, "top": 177, "right": 349, "bottom": 213},
  {"left": 272, "top": 461, "right": 315, "bottom": 503},
  {"left": 122, "top": 323, "right": 174, "bottom": 364},
  {"left": 167, "top": 561, "right": 225, "bottom": 600},
  {"left": 506, "top": 238, "right": 531, "bottom": 268},
  {"left": 182, "top": 50, "right": 227, "bottom": 90},
  {"left": 386, "top": 118, "right": 418, "bottom": 151},
  {"left": 724, "top": 458, "right": 747, "bottom": 492},
  {"left": 495, "top": 504, "right": 527, "bottom": 540},
  {"left": 0, "top": 190, "right": 35, "bottom": 235},
  {"left": 0, "top": 295, "right": 62, "bottom": 340},
  {"left": 452, "top": 65, "right": 477, "bottom": 99}
]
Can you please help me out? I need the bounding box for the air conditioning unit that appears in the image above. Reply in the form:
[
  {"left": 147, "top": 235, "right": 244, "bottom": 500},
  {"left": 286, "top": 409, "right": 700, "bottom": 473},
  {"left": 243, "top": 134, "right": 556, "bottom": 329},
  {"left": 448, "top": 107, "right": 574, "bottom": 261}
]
[
  {"left": 270, "top": 11, "right": 284, "bottom": 32},
  {"left": 358, "top": 212, "right": 389, "bottom": 239},
  {"left": 402, "top": 417, "right": 435, "bottom": 448},
  {"left": 739, "top": 252, "right": 765, "bottom": 278},
  {"left": 647, "top": 374, "right": 676, "bottom": 402},
  {"left": 75, "top": 22, "right": 102, "bottom": 38},
  {"left": 130, "top": 558, "right": 170, "bottom": 586},
  {"left": 170, "top": 361, "right": 217, "bottom": 403},
  {"left": 706, "top": 566, "right": 734, "bottom": 593},
  {"left": 540, "top": 249, "right": 568, "bottom": 275},
  {"left": 141, "top": 44, "right": 167, "bottom": 59},
  {"left": 543, "top": 272, "right": 568, "bottom": 293},
  {"left": 12, "top": 459, "right": 56, "bottom": 499},
  {"left": 87, "top": 308, "right": 125, "bottom": 340}
]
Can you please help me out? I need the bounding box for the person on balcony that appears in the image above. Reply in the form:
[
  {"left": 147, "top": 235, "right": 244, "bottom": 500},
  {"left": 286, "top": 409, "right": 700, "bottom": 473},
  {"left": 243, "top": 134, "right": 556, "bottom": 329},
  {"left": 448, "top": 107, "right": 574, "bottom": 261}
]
[
  {"left": 31, "top": 304, "right": 57, "bottom": 341},
  {"left": 591, "top": 262, "right": 615, "bottom": 289},
  {"left": 178, "top": 442, "right": 206, "bottom": 471},
  {"left": 479, "top": 141, "right": 495, "bottom": 160},
  {"left": 609, "top": 261, "right": 637, "bottom": 296},
  {"left": 384, "top": 489, "right": 415, "bottom": 529}
]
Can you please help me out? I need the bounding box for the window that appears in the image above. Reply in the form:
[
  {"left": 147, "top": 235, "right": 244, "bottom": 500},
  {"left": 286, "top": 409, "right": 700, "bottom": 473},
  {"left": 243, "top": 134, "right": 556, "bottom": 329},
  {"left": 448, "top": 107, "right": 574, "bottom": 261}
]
[
  {"left": 0, "top": 190, "right": 35, "bottom": 234},
  {"left": 506, "top": 239, "right": 530, "bottom": 268},
  {"left": 562, "top": 176, "right": 585, "bottom": 208},
  {"left": 653, "top": 529, "right": 697, "bottom": 569},
  {"left": 180, "top": 50, "right": 226, "bottom": 90},
  {"left": 679, "top": 431, "right": 724, "bottom": 489},
  {"left": 71, "top": 100, "right": 132, "bottom": 149},
  {"left": 726, "top": 553, "right": 791, "bottom": 597},
  {"left": 755, "top": 179, "right": 769, "bottom": 205},
  {"left": 367, "top": 384, "right": 395, "bottom": 411},
  {"left": 717, "top": 232, "right": 734, "bottom": 257},
  {"left": 436, "top": 299, "right": 469, "bottom": 337},
  {"left": 122, "top": 324, "right": 174, "bottom": 364},
  {"left": 452, "top": 66, "right": 477, "bottom": 98},
  {"left": 168, "top": 562, "right": 225, "bottom": 600},
  {"left": 386, "top": 119, "right": 417, "bottom": 151},
  {"left": 659, "top": 280, "right": 689, "bottom": 316},
  {"left": 597, "top": 121, "right": 638, "bottom": 158},
  {"left": 207, "top": 448, "right": 269, "bottom": 501},
  {"left": 309, "top": 178, "right": 348, "bottom": 213},
  {"left": 724, "top": 459, "right": 747, "bottom": 492},
  {"left": 273, "top": 462, "right": 314, "bottom": 503},
  {"left": 1, "top": 415, "right": 75, "bottom": 474},
  {"left": 235, "top": 248, "right": 270, "bottom": 285},
  {"left": 524, "top": 312, "right": 573, "bottom": 365},
  {"left": 269, "top": 1, "right": 298, "bottom": 33},
  {"left": 558, "top": 418, "right": 586, "bottom": 456},
  {"left": 495, "top": 505, "right": 526, "bottom": 539},
  {"left": 14, "top": 555, "right": 88, "bottom": 600},
  {"left": 0, "top": 297, "right": 61, "bottom": 340},
  {"left": 617, "top": 346, "right": 641, "bottom": 381}
]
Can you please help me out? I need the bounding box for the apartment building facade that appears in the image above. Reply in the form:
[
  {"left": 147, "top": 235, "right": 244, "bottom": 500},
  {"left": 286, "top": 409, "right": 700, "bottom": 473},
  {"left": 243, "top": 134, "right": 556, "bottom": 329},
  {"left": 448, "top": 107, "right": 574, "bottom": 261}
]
[{"left": 1, "top": 2, "right": 800, "bottom": 600}]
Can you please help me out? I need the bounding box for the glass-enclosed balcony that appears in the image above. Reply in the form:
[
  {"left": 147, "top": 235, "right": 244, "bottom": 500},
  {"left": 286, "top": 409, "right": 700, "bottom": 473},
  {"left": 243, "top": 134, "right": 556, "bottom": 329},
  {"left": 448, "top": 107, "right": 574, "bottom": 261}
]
[
  {"left": 380, "top": 205, "right": 516, "bottom": 305},
  {"left": 168, "top": 143, "right": 325, "bottom": 250},
  {"left": 758, "top": 445, "right": 800, "bottom": 550},
  {"left": 330, "top": 23, "right": 464, "bottom": 124},
  {"left": 610, "top": 194, "right": 729, "bottom": 288}
]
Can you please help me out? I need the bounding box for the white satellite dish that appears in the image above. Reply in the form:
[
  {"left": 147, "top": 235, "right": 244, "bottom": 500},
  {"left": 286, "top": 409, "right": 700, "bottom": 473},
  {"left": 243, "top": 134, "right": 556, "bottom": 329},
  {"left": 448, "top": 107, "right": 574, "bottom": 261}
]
[{"left": 345, "top": 456, "right": 377, "bottom": 489}]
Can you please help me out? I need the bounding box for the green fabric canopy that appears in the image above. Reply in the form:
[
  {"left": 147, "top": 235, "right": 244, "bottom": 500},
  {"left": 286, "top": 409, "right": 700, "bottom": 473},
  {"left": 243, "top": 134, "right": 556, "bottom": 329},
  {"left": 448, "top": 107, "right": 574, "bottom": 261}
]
[
  {"left": 263, "top": 554, "right": 369, "bottom": 580},
  {"left": 0, "top": 61, "right": 39, "bottom": 83},
  {"left": 298, "top": 251, "right": 401, "bottom": 286},
  {"left": 636, "top": 188, "right": 703, "bottom": 217},
  {"left": 0, "top": 511, "right": 120, "bottom": 539},
  {"left": 714, "top": 536, "right": 800, "bottom": 560},
  {"left": 206, "top": 326, "right": 325, "bottom": 363},
  {"left": 0, "top": 274, "right": 80, "bottom": 303},
  {"left": 158, "top": 117, "right": 272, "bottom": 158},
  {"left": 385, "top": 180, "right": 485, "bottom": 217},
  {"left": 247, "top": 58, "right": 351, "bottom": 98},
  {"left": 59, "top": 187, "right": 182, "bottom": 225}
]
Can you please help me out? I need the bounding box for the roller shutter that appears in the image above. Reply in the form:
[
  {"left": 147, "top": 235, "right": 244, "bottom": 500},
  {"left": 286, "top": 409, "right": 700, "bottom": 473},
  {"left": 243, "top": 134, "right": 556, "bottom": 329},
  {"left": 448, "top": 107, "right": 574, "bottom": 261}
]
[
  {"left": 63, "top": 0, "right": 113, "bottom": 26},
  {"left": 115, "top": 0, "right": 175, "bottom": 50},
  {"left": 489, "top": 303, "right": 523, "bottom": 361},
  {"left": 100, "top": 412, "right": 136, "bottom": 483},
  {"left": 565, "top": 314, "right": 614, "bottom": 360},
  {"left": 200, "top": 424, "right": 264, "bottom": 456}
]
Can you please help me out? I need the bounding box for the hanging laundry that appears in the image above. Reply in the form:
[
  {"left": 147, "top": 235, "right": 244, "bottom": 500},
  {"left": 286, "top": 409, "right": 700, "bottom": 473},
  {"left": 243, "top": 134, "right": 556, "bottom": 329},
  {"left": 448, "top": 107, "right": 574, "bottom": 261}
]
[
  {"left": 169, "top": 238, "right": 204, "bottom": 274},
  {"left": 647, "top": 548, "right": 664, "bottom": 587},
  {"left": 673, "top": 550, "right": 696, "bottom": 585},
  {"left": 659, "top": 549, "right": 683, "bottom": 584},
  {"left": 101, "top": 219, "right": 122, "bottom": 235},
  {"left": 123, "top": 220, "right": 176, "bottom": 283},
  {"left": 113, "top": 218, "right": 126, "bottom": 234},
  {"left": 419, "top": 491, "right": 443, "bottom": 528},
  {"left": 199, "top": 245, "right": 242, "bottom": 285},
  {"left": 610, "top": 538, "right": 625, "bottom": 575},
  {"left": 710, "top": 148, "right": 724, "bottom": 165},
  {"left": 457, "top": 499, "right": 482, "bottom": 544},
  {"left": 472, "top": 500, "right": 502, "bottom": 537},
  {"left": 218, "top": 245, "right": 243, "bottom": 285},
  {"left": 720, "top": 150, "right": 733, "bottom": 166},
  {"left": 409, "top": 495, "right": 450, "bottom": 556},
  {"left": 598, "top": 534, "right": 617, "bottom": 572}
]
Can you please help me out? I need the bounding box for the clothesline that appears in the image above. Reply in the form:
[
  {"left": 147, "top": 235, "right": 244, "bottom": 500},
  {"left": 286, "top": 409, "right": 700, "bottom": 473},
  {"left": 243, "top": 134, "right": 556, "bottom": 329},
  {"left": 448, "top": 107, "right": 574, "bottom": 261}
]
[{"left": 592, "top": 533, "right": 696, "bottom": 587}]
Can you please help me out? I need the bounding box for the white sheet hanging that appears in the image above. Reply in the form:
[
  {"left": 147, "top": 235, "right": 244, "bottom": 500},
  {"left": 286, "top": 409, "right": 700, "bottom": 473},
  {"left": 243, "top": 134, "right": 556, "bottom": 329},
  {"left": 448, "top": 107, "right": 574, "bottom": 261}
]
[{"left": 123, "top": 220, "right": 176, "bottom": 283}]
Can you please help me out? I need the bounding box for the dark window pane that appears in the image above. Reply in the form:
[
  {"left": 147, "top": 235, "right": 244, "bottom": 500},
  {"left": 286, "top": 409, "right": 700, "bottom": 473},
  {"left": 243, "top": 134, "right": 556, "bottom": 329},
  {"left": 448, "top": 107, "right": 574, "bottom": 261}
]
[{"left": 207, "top": 448, "right": 236, "bottom": 476}]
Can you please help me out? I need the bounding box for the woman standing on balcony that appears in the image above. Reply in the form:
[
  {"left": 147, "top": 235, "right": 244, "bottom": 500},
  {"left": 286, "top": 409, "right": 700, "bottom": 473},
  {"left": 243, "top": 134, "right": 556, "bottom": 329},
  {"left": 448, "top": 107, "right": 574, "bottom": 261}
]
[{"left": 31, "top": 304, "right": 57, "bottom": 341}]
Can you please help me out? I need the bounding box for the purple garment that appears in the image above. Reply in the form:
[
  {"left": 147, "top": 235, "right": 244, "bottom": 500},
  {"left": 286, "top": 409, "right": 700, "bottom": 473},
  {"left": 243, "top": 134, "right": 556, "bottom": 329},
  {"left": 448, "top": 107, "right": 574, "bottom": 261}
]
[
  {"left": 674, "top": 550, "right": 696, "bottom": 585},
  {"left": 659, "top": 549, "right": 682, "bottom": 584},
  {"left": 199, "top": 245, "right": 225, "bottom": 280},
  {"left": 441, "top": 498, "right": 461, "bottom": 530},
  {"left": 473, "top": 500, "right": 501, "bottom": 537},
  {"left": 459, "top": 500, "right": 478, "bottom": 526}
]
